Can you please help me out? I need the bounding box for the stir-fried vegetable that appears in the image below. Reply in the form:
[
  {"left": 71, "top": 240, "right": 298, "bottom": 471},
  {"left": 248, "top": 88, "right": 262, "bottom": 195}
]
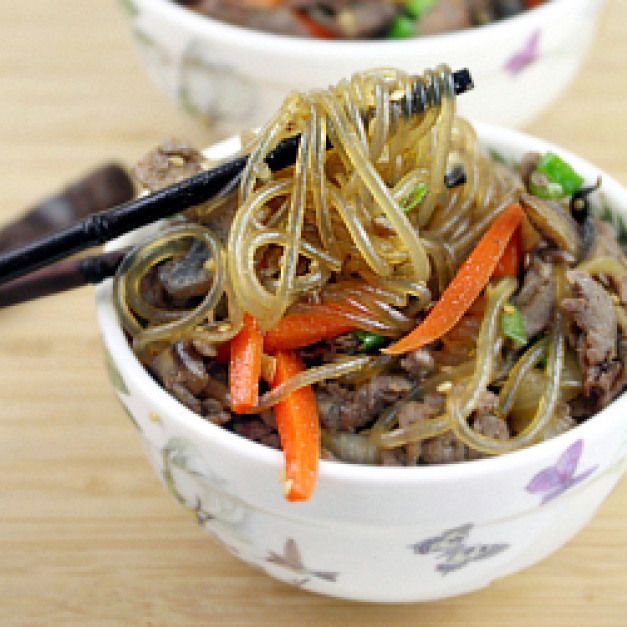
[
  {"left": 271, "top": 351, "right": 320, "bottom": 502},
  {"left": 388, "top": 14, "right": 416, "bottom": 39},
  {"left": 492, "top": 226, "right": 521, "bottom": 278},
  {"left": 501, "top": 303, "right": 527, "bottom": 347},
  {"left": 229, "top": 314, "right": 263, "bottom": 413},
  {"left": 264, "top": 309, "right": 356, "bottom": 353},
  {"left": 384, "top": 203, "right": 525, "bottom": 355},
  {"left": 402, "top": 182, "right": 428, "bottom": 212},
  {"left": 353, "top": 330, "right": 387, "bottom": 353},
  {"left": 529, "top": 152, "right": 584, "bottom": 199},
  {"left": 406, "top": 0, "right": 437, "bottom": 18}
]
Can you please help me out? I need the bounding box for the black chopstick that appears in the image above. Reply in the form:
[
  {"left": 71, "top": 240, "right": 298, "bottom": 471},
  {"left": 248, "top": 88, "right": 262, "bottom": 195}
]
[
  {"left": 0, "top": 165, "right": 467, "bottom": 308},
  {"left": 0, "top": 249, "right": 128, "bottom": 307},
  {"left": 0, "top": 69, "right": 473, "bottom": 287}
]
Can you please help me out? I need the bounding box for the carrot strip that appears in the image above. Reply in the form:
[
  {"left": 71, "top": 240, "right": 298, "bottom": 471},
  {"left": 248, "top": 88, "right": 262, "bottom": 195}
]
[
  {"left": 293, "top": 11, "right": 337, "bottom": 39},
  {"left": 264, "top": 312, "right": 356, "bottom": 353},
  {"left": 229, "top": 314, "right": 263, "bottom": 413},
  {"left": 384, "top": 203, "right": 524, "bottom": 355},
  {"left": 492, "top": 226, "right": 521, "bottom": 278},
  {"left": 271, "top": 351, "right": 320, "bottom": 502}
]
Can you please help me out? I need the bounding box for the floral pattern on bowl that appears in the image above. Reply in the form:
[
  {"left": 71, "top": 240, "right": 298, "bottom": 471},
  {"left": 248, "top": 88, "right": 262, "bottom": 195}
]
[{"left": 526, "top": 440, "right": 599, "bottom": 505}]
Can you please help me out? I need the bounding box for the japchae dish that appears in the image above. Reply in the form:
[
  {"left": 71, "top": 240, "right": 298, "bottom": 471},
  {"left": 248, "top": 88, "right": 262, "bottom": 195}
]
[
  {"left": 114, "top": 66, "right": 626, "bottom": 501},
  {"left": 175, "top": 0, "right": 546, "bottom": 39}
]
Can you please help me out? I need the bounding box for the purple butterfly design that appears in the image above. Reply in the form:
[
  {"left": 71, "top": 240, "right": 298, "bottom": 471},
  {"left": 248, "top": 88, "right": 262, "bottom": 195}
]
[
  {"left": 526, "top": 439, "right": 598, "bottom": 505},
  {"left": 504, "top": 29, "right": 541, "bottom": 77},
  {"left": 267, "top": 538, "right": 339, "bottom": 586},
  {"left": 410, "top": 524, "right": 509, "bottom": 575}
]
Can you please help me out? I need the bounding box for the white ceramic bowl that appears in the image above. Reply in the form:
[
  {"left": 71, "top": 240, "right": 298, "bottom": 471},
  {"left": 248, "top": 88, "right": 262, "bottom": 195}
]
[
  {"left": 96, "top": 122, "right": 627, "bottom": 603},
  {"left": 119, "top": 0, "right": 606, "bottom": 134}
]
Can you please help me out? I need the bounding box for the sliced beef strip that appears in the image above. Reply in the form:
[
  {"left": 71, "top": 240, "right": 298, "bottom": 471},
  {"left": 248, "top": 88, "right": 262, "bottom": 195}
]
[
  {"left": 561, "top": 270, "right": 622, "bottom": 408},
  {"left": 233, "top": 419, "right": 281, "bottom": 449},
  {"left": 388, "top": 393, "right": 444, "bottom": 464},
  {"left": 139, "top": 265, "right": 169, "bottom": 310},
  {"left": 399, "top": 349, "right": 435, "bottom": 380},
  {"left": 288, "top": 0, "right": 397, "bottom": 38},
  {"left": 170, "top": 382, "right": 203, "bottom": 414},
  {"left": 133, "top": 139, "right": 205, "bottom": 192},
  {"left": 189, "top": 0, "right": 310, "bottom": 36},
  {"left": 421, "top": 432, "right": 468, "bottom": 464},
  {"left": 381, "top": 442, "right": 420, "bottom": 466},
  {"left": 150, "top": 341, "right": 210, "bottom": 413},
  {"left": 514, "top": 254, "right": 556, "bottom": 338},
  {"left": 416, "top": 0, "right": 471, "bottom": 35},
  {"left": 584, "top": 218, "right": 627, "bottom": 303},
  {"left": 396, "top": 393, "right": 445, "bottom": 430},
  {"left": 395, "top": 390, "right": 508, "bottom": 464},
  {"left": 172, "top": 341, "right": 210, "bottom": 395},
  {"left": 202, "top": 398, "right": 232, "bottom": 426},
  {"left": 585, "top": 218, "right": 625, "bottom": 262},
  {"left": 316, "top": 375, "right": 413, "bottom": 432}
]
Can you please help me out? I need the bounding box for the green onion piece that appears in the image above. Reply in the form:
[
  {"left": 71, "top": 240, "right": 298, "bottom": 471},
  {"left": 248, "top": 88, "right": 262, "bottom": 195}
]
[
  {"left": 535, "top": 152, "right": 584, "bottom": 196},
  {"left": 388, "top": 15, "right": 416, "bottom": 39},
  {"left": 501, "top": 305, "right": 527, "bottom": 347},
  {"left": 353, "top": 330, "right": 387, "bottom": 353},
  {"left": 406, "top": 0, "right": 436, "bottom": 19},
  {"left": 402, "top": 182, "right": 427, "bottom": 212},
  {"left": 528, "top": 171, "right": 565, "bottom": 200}
]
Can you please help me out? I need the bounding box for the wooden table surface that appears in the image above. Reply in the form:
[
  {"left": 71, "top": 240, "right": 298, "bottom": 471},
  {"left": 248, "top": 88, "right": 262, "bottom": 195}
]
[{"left": 1, "top": 1, "right": 626, "bottom": 624}]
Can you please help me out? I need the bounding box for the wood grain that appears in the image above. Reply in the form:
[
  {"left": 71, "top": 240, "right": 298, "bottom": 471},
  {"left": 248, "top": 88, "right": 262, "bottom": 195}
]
[{"left": 0, "top": 1, "right": 626, "bottom": 625}]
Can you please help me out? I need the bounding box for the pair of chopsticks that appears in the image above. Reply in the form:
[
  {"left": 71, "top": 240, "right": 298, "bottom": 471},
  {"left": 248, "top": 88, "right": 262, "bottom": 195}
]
[{"left": 0, "top": 68, "right": 473, "bottom": 307}]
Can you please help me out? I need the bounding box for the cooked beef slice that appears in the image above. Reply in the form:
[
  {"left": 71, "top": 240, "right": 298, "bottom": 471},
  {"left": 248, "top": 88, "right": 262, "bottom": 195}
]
[
  {"left": 561, "top": 270, "right": 622, "bottom": 408},
  {"left": 133, "top": 139, "right": 205, "bottom": 191},
  {"left": 514, "top": 255, "right": 555, "bottom": 338},
  {"left": 202, "top": 398, "right": 232, "bottom": 425},
  {"left": 585, "top": 218, "right": 625, "bottom": 262},
  {"left": 316, "top": 375, "right": 413, "bottom": 431},
  {"left": 397, "top": 393, "right": 445, "bottom": 430},
  {"left": 421, "top": 432, "right": 468, "bottom": 464},
  {"left": 150, "top": 341, "right": 210, "bottom": 413},
  {"left": 584, "top": 218, "right": 627, "bottom": 303},
  {"left": 416, "top": 0, "right": 471, "bottom": 35},
  {"left": 189, "top": 0, "right": 310, "bottom": 36},
  {"left": 233, "top": 419, "right": 281, "bottom": 449},
  {"left": 399, "top": 349, "right": 435, "bottom": 380},
  {"left": 289, "top": 0, "right": 397, "bottom": 38}
]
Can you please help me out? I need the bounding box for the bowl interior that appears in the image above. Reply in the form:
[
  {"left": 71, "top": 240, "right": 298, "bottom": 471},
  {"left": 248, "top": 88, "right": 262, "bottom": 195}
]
[{"left": 96, "top": 121, "right": 627, "bottom": 487}]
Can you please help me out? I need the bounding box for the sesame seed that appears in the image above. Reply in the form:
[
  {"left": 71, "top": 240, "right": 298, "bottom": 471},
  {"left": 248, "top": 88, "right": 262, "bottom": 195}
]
[
  {"left": 283, "top": 479, "right": 293, "bottom": 497},
  {"left": 436, "top": 381, "right": 453, "bottom": 393},
  {"left": 168, "top": 155, "right": 185, "bottom": 167},
  {"left": 503, "top": 304, "right": 515, "bottom": 314}
]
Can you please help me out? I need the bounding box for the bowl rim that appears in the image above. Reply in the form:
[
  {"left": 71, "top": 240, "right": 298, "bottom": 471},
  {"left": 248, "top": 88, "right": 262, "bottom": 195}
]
[
  {"left": 96, "top": 120, "right": 627, "bottom": 486},
  {"left": 132, "top": 0, "right": 596, "bottom": 57}
]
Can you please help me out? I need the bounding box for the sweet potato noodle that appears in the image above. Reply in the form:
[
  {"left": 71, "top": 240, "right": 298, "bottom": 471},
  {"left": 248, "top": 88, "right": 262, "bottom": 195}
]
[{"left": 114, "top": 66, "right": 626, "bottom": 467}]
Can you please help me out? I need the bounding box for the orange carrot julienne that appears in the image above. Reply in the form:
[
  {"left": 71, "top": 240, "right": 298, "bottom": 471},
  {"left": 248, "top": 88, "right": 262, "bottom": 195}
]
[
  {"left": 384, "top": 203, "right": 525, "bottom": 355},
  {"left": 271, "top": 351, "right": 320, "bottom": 502},
  {"left": 264, "top": 311, "right": 357, "bottom": 353},
  {"left": 229, "top": 314, "right": 263, "bottom": 414},
  {"left": 492, "top": 225, "right": 521, "bottom": 278}
]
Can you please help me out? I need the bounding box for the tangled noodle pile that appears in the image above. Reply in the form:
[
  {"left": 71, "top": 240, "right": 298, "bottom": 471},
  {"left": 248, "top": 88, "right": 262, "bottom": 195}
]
[{"left": 113, "top": 65, "right": 625, "bottom": 483}]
